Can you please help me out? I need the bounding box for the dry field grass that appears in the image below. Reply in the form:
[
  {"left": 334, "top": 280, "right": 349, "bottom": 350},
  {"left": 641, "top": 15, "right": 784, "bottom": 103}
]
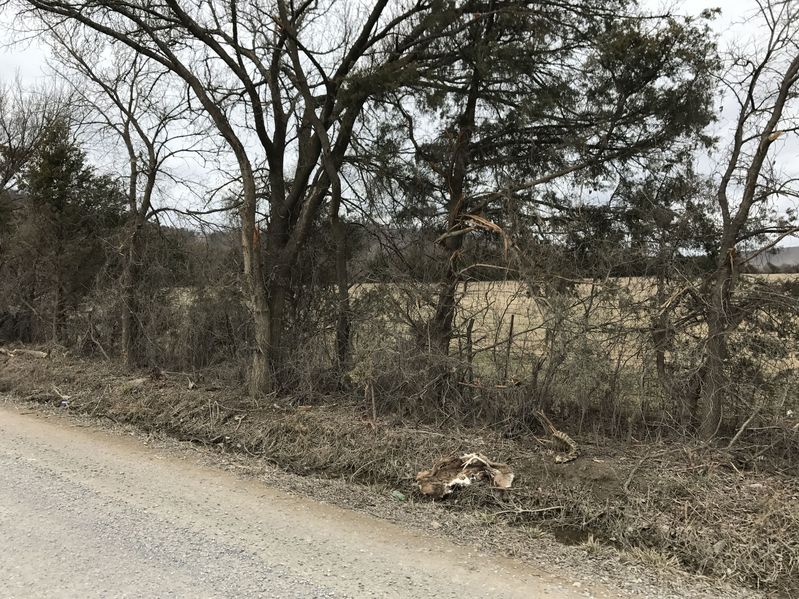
[{"left": 354, "top": 274, "right": 799, "bottom": 377}]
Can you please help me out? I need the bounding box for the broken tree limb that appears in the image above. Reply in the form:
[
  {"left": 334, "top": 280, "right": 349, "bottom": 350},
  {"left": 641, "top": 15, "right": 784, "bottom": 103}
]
[
  {"left": 493, "top": 506, "right": 564, "bottom": 517},
  {"left": 0, "top": 348, "right": 49, "bottom": 358},
  {"left": 51, "top": 386, "right": 71, "bottom": 401}
]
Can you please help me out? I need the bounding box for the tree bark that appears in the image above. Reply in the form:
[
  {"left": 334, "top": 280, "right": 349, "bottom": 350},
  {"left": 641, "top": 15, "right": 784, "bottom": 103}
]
[
  {"left": 426, "top": 91, "right": 476, "bottom": 354},
  {"left": 698, "top": 320, "right": 727, "bottom": 439},
  {"left": 265, "top": 263, "right": 290, "bottom": 389},
  {"left": 249, "top": 302, "right": 272, "bottom": 396},
  {"left": 120, "top": 215, "right": 144, "bottom": 368},
  {"left": 241, "top": 174, "right": 271, "bottom": 396},
  {"left": 697, "top": 260, "right": 734, "bottom": 438},
  {"left": 428, "top": 263, "right": 461, "bottom": 354},
  {"left": 331, "top": 210, "right": 351, "bottom": 373},
  {"left": 119, "top": 126, "right": 155, "bottom": 369},
  {"left": 425, "top": 11, "right": 492, "bottom": 354}
]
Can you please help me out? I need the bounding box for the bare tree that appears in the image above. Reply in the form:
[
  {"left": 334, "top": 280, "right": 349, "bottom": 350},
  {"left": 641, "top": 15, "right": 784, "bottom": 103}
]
[
  {"left": 693, "top": 0, "right": 799, "bottom": 438},
  {"left": 44, "top": 27, "right": 212, "bottom": 366},
  {"left": 22, "top": 0, "right": 477, "bottom": 394},
  {"left": 0, "top": 78, "right": 63, "bottom": 193}
]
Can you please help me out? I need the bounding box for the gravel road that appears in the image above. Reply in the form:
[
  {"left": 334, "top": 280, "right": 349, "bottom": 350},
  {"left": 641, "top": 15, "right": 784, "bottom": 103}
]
[{"left": 0, "top": 404, "right": 613, "bottom": 599}]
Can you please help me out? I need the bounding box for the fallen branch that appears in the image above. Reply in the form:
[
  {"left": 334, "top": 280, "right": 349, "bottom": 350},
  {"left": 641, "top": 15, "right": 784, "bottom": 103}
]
[
  {"left": 51, "top": 385, "right": 71, "bottom": 401},
  {"left": 89, "top": 328, "right": 110, "bottom": 361},
  {"left": 726, "top": 403, "right": 763, "bottom": 451},
  {"left": 493, "top": 506, "right": 563, "bottom": 516},
  {"left": 1, "top": 348, "right": 49, "bottom": 358}
]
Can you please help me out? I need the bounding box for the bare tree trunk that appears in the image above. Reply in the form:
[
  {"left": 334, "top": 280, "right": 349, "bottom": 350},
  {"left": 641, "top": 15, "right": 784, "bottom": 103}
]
[
  {"left": 425, "top": 12, "right": 493, "bottom": 354},
  {"left": 429, "top": 262, "right": 461, "bottom": 354},
  {"left": 426, "top": 91, "right": 476, "bottom": 354},
  {"left": 119, "top": 139, "right": 155, "bottom": 369},
  {"left": 331, "top": 211, "right": 351, "bottom": 373},
  {"left": 278, "top": 24, "right": 355, "bottom": 377},
  {"left": 266, "top": 269, "right": 290, "bottom": 388},
  {"left": 250, "top": 304, "right": 272, "bottom": 396},
  {"left": 120, "top": 216, "right": 143, "bottom": 367},
  {"left": 697, "top": 262, "right": 734, "bottom": 438},
  {"left": 242, "top": 179, "right": 271, "bottom": 396},
  {"left": 248, "top": 209, "right": 300, "bottom": 394},
  {"left": 699, "top": 320, "right": 727, "bottom": 439}
]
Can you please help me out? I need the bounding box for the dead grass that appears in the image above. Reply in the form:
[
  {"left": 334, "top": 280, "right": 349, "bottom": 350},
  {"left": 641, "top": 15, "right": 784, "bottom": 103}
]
[{"left": 1, "top": 349, "right": 797, "bottom": 597}]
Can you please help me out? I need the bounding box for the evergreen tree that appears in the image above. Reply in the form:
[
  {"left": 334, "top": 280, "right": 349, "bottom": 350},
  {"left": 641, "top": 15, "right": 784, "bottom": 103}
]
[{"left": 14, "top": 119, "right": 124, "bottom": 342}]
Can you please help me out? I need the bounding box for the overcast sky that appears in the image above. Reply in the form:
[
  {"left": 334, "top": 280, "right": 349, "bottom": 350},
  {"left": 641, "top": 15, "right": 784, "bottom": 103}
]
[
  {"left": 0, "top": 1, "right": 758, "bottom": 83},
  {"left": 0, "top": 1, "right": 781, "bottom": 160},
  {"left": 1, "top": 0, "right": 795, "bottom": 234}
]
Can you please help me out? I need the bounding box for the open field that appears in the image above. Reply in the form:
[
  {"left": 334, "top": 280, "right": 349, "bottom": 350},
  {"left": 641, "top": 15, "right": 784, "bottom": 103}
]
[
  {"left": 346, "top": 276, "right": 799, "bottom": 426},
  {"left": 129, "top": 274, "right": 799, "bottom": 436},
  {"left": 355, "top": 275, "right": 799, "bottom": 362}
]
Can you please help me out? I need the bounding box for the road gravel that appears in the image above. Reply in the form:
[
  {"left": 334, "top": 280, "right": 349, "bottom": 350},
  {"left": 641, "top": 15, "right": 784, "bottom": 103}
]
[{"left": 0, "top": 404, "right": 606, "bottom": 599}]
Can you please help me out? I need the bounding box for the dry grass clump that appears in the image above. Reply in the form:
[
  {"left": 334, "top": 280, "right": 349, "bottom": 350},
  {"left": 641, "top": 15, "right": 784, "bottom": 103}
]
[
  {"left": 1, "top": 351, "right": 797, "bottom": 596},
  {"left": 616, "top": 452, "right": 799, "bottom": 594}
]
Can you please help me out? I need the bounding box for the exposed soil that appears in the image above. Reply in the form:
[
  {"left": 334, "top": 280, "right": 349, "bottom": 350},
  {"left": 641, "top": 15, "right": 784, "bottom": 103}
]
[{"left": 1, "top": 348, "right": 797, "bottom": 597}]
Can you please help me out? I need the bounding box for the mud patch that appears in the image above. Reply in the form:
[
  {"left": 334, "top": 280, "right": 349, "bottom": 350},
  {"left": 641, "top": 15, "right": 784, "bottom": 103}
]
[{"left": 549, "top": 526, "right": 594, "bottom": 546}]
